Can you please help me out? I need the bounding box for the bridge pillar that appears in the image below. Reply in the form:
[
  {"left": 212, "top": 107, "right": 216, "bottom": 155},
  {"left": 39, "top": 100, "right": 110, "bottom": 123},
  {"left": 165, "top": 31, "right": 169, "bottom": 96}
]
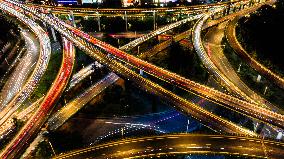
[
  {"left": 233, "top": 7, "right": 236, "bottom": 13},
  {"left": 226, "top": 6, "right": 230, "bottom": 15},
  {"left": 125, "top": 11, "right": 128, "bottom": 32},
  {"left": 256, "top": 74, "right": 262, "bottom": 83},
  {"left": 186, "top": 119, "right": 190, "bottom": 133},
  {"left": 139, "top": 69, "right": 143, "bottom": 76},
  {"left": 69, "top": 11, "right": 76, "bottom": 27},
  {"left": 117, "top": 38, "right": 120, "bottom": 48},
  {"left": 51, "top": 27, "right": 57, "bottom": 42},
  {"left": 223, "top": 9, "right": 226, "bottom": 17},
  {"left": 263, "top": 86, "right": 268, "bottom": 95},
  {"left": 276, "top": 132, "right": 283, "bottom": 140},
  {"left": 96, "top": 12, "right": 101, "bottom": 32},
  {"left": 249, "top": 0, "right": 253, "bottom": 7},
  {"left": 153, "top": 11, "right": 157, "bottom": 30},
  {"left": 237, "top": 63, "right": 242, "bottom": 73}
]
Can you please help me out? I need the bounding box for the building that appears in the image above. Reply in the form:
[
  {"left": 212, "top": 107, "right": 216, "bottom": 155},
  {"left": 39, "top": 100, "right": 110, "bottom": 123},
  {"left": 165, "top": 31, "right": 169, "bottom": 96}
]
[
  {"left": 122, "top": 0, "right": 137, "bottom": 7},
  {"left": 82, "top": 0, "right": 102, "bottom": 4},
  {"left": 56, "top": 0, "right": 78, "bottom": 5}
]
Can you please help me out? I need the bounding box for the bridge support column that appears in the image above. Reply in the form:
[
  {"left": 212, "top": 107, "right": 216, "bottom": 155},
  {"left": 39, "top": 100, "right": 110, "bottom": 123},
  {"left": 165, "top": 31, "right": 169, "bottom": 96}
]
[
  {"left": 69, "top": 11, "right": 76, "bottom": 27},
  {"left": 117, "top": 38, "right": 120, "bottom": 48},
  {"left": 249, "top": 0, "right": 253, "bottom": 7},
  {"left": 153, "top": 11, "right": 157, "bottom": 30},
  {"left": 186, "top": 119, "right": 190, "bottom": 133},
  {"left": 96, "top": 12, "right": 101, "bottom": 32},
  {"left": 239, "top": 5, "right": 242, "bottom": 11},
  {"left": 139, "top": 69, "right": 143, "bottom": 76},
  {"left": 51, "top": 27, "right": 57, "bottom": 42},
  {"left": 237, "top": 63, "right": 242, "bottom": 73},
  {"left": 263, "top": 86, "right": 268, "bottom": 95},
  {"left": 233, "top": 7, "right": 236, "bottom": 13},
  {"left": 256, "top": 74, "right": 261, "bottom": 83},
  {"left": 226, "top": 7, "right": 230, "bottom": 15},
  {"left": 276, "top": 132, "right": 283, "bottom": 140},
  {"left": 125, "top": 11, "right": 128, "bottom": 32},
  {"left": 223, "top": 9, "right": 226, "bottom": 17}
]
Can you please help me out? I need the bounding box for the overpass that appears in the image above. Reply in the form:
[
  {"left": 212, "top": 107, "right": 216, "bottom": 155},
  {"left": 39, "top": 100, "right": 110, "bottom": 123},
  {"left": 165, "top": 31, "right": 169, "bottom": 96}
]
[
  {"left": 53, "top": 134, "right": 284, "bottom": 159},
  {"left": 138, "top": 29, "right": 192, "bottom": 60},
  {"left": 5, "top": 0, "right": 282, "bottom": 132},
  {"left": 6, "top": 0, "right": 260, "bottom": 137},
  {"left": 119, "top": 14, "right": 202, "bottom": 51},
  {"left": 31, "top": 2, "right": 232, "bottom": 14},
  {"left": 0, "top": 0, "right": 281, "bottom": 158},
  {"left": 47, "top": 72, "right": 119, "bottom": 131}
]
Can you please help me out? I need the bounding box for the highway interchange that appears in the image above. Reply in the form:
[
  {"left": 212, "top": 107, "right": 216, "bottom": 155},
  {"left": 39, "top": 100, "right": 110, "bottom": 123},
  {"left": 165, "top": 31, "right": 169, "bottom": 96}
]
[{"left": 0, "top": 0, "right": 284, "bottom": 158}]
